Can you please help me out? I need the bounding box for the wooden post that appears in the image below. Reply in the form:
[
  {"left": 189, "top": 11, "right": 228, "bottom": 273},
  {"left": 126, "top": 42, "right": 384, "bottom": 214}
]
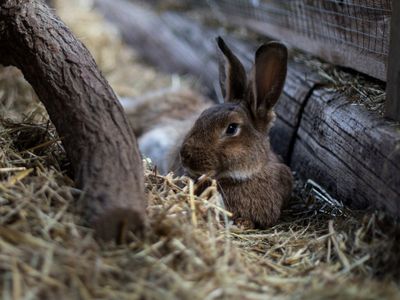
[{"left": 385, "top": 1, "right": 400, "bottom": 121}]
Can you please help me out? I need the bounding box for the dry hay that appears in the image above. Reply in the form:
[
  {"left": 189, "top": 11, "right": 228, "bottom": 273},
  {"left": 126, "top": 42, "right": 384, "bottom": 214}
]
[
  {"left": 292, "top": 51, "right": 387, "bottom": 115},
  {"left": 0, "top": 0, "right": 400, "bottom": 299}
]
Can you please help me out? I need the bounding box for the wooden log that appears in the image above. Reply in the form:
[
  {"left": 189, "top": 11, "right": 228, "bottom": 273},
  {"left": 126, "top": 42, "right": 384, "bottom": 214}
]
[
  {"left": 291, "top": 89, "right": 400, "bottom": 215},
  {"left": 385, "top": 0, "right": 400, "bottom": 121},
  {"left": 270, "top": 62, "right": 318, "bottom": 162},
  {"left": 0, "top": 0, "right": 147, "bottom": 242}
]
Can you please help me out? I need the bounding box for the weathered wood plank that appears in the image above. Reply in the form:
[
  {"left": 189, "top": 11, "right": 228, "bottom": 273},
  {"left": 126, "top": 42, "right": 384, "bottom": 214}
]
[
  {"left": 291, "top": 89, "right": 400, "bottom": 214},
  {"left": 224, "top": 16, "right": 388, "bottom": 81},
  {"left": 210, "top": 0, "right": 390, "bottom": 81},
  {"left": 270, "top": 63, "right": 318, "bottom": 161},
  {"left": 385, "top": 0, "right": 400, "bottom": 121}
]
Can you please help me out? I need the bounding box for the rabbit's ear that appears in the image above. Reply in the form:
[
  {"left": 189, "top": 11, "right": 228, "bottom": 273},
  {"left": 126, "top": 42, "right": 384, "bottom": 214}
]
[
  {"left": 250, "top": 42, "right": 287, "bottom": 120},
  {"left": 217, "top": 37, "right": 247, "bottom": 103}
]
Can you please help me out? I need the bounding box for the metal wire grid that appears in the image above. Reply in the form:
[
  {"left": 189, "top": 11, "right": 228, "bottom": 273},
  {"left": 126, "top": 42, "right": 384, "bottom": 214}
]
[{"left": 208, "top": 0, "right": 391, "bottom": 56}]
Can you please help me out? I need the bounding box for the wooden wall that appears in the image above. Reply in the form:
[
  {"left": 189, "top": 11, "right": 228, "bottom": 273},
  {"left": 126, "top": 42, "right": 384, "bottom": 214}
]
[{"left": 209, "top": 0, "right": 391, "bottom": 81}]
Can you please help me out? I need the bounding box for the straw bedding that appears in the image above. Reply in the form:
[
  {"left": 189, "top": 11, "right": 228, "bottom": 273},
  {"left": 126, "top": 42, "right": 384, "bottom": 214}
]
[{"left": 0, "top": 0, "right": 399, "bottom": 299}]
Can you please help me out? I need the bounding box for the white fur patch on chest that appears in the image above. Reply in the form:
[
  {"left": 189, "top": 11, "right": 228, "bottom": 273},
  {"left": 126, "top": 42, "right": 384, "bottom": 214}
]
[{"left": 218, "top": 169, "right": 255, "bottom": 181}]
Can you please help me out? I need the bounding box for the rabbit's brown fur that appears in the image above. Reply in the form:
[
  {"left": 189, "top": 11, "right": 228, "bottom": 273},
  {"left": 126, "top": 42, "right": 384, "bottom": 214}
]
[{"left": 124, "top": 37, "right": 293, "bottom": 228}]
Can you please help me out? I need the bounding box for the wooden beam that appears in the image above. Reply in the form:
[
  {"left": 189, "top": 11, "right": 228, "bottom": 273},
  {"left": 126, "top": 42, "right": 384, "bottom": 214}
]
[
  {"left": 210, "top": 1, "right": 390, "bottom": 82},
  {"left": 225, "top": 17, "right": 387, "bottom": 82},
  {"left": 385, "top": 0, "right": 400, "bottom": 121},
  {"left": 270, "top": 63, "right": 318, "bottom": 162},
  {"left": 291, "top": 89, "right": 400, "bottom": 215}
]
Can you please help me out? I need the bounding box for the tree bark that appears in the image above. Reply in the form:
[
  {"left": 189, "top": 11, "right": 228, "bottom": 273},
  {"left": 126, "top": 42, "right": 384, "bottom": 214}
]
[{"left": 0, "top": 0, "right": 146, "bottom": 241}]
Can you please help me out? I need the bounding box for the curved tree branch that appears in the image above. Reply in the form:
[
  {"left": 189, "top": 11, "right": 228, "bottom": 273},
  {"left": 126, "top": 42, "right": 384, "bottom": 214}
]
[{"left": 0, "top": 0, "right": 146, "bottom": 241}]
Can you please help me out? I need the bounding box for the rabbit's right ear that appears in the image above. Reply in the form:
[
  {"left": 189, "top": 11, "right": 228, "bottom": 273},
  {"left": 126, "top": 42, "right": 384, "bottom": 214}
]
[{"left": 217, "top": 37, "right": 247, "bottom": 103}]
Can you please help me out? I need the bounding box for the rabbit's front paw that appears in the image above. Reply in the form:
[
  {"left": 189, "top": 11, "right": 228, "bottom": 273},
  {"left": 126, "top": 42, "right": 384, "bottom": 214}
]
[{"left": 234, "top": 217, "right": 255, "bottom": 230}]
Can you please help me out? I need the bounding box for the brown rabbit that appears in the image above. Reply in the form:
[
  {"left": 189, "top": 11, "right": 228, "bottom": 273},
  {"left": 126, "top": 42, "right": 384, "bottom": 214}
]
[{"left": 123, "top": 37, "right": 293, "bottom": 228}]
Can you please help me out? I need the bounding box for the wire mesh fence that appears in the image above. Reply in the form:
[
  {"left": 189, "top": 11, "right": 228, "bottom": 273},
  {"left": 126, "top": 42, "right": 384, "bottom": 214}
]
[{"left": 206, "top": 0, "right": 392, "bottom": 80}]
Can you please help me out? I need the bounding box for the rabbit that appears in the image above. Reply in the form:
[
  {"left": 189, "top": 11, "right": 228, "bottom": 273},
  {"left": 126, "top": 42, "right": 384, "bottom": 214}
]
[{"left": 122, "top": 37, "right": 293, "bottom": 228}]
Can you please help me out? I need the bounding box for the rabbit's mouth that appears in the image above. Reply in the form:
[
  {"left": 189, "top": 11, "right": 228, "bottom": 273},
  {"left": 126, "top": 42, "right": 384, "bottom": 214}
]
[{"left": 184, "top": 167, "right": 216, "bottom": 179}]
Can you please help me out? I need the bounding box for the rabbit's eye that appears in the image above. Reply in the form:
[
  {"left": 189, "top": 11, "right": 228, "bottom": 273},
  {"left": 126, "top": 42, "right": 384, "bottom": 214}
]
[{"left": 225, "top": 123, "right": 240, "bottom": 136}]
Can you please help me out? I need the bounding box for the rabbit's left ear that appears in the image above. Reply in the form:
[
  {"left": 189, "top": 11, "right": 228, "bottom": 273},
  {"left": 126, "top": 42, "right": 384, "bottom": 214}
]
[
  {"left": 249, "top": 42, "right": 287, "bottom": 121},
  {"left": 217, "top": 37, "right": 247, "bottom": 103}
]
